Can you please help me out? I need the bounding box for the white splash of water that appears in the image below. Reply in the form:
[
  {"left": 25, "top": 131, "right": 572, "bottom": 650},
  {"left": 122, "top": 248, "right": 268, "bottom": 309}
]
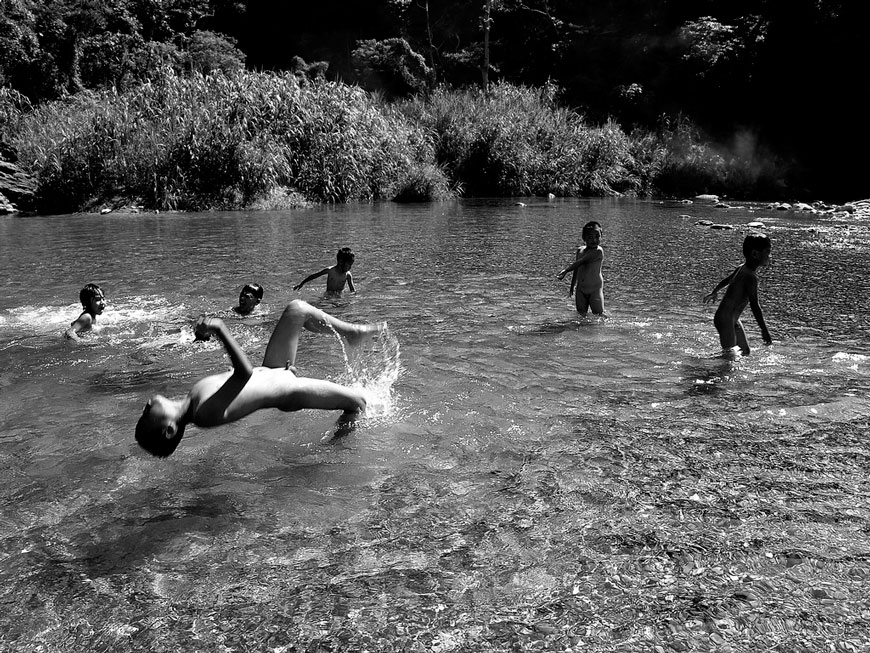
[
  {"left": 832, "top": 352, "right": 869, "bottom": 363},
  {"left": 328, "top": 322, "right": 401, "bottom": 418}
]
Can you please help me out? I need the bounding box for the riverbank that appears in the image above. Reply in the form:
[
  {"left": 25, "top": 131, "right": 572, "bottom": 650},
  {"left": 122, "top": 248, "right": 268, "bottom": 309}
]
[{"left": 1, "top": 72, "right": 804, "bottom": 215}]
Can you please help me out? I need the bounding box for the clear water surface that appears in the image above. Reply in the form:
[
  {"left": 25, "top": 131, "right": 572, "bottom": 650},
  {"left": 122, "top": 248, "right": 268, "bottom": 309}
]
[{"left": 1, "top": 198, "right": 868, "bottom": 650}]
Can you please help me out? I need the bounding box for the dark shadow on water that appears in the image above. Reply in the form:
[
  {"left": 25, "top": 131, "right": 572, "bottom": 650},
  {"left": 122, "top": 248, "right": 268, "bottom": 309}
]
[
  {"left": 88, "top": 368, "right": 173, "bottom": 393},
  {"left": 74, "top": 488, "right": 246, "bottom": 577},
  {"left": 521, "top": 317, "right": 605, "bottom": 335},
  {"left": 681, "top": 353, "right": 737, "bottom": 396}
]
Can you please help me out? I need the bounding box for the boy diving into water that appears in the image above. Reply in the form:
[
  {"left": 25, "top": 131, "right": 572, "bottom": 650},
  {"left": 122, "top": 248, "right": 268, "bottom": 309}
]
[{"left": 136, "top": 299, "right": 381, "bottom": 457}]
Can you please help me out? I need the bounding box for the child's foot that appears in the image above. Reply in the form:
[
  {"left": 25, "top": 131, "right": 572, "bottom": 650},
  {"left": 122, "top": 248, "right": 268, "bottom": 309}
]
[
  {"left": 345, "top": 321, "right": 386, "bottom": 349},
  {"left": 321, "top": 411, "right": 362, "bottom": 443}
]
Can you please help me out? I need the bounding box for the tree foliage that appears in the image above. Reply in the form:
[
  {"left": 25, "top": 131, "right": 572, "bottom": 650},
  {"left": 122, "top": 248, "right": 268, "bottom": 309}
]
[
  {"left": 0, "top": 0, "right": 865, "bottom": 198},
  {"left": 352, "top": 38, "right": 430, "bottom": 98},
  {"left": 0, "top": 0, "right": 245, "bottom": 101}
]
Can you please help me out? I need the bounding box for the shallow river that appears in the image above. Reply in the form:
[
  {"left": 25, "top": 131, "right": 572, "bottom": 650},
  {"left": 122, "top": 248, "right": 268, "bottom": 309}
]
[{"left": 1, "top": 198, "right": 868, "bottom": 650}]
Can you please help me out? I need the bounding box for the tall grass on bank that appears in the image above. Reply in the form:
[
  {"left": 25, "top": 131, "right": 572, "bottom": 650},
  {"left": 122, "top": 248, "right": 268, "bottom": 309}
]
[
  {"left": 9, "top": 71, "right": 424, "bottom": 212},
  {"left": 0, "top": 88, "right": 32, "bottom": 144},
  {"left": 397, "top": 83, "right": 659, "bottom": 197},
  {"left": 3, "top": 71, "right": 785, "bottom": 213}
]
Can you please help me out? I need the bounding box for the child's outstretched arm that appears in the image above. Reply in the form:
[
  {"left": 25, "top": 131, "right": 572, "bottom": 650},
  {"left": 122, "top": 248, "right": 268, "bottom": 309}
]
[
  {"left": 557, "top": 261, "right": 581, "bottom": 296},
  {"left": 194, "top": 316, "right": 254, "bottom": 379},
  {"left": 557, "top": 259, "right": 581, "bottom": 279},
  {"left": 557, "top": 248, "right": 601, "bottom": 281},
  {"left": 346, "top": 273, "right": 355, "bottom": 293},
  {"left": 293, "top": 268, "right": 329, "bottom": 291},
  {"left": 703, "top": 266, "right": 740, "bottom": 304},
  {"left": 747, "top": 280, "right": 772, "bottom": 344}
]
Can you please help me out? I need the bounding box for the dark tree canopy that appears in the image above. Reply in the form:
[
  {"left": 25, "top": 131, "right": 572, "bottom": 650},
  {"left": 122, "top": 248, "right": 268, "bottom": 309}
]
[{"left": 0, "top": 0, "right": 865, "bottom": 198}]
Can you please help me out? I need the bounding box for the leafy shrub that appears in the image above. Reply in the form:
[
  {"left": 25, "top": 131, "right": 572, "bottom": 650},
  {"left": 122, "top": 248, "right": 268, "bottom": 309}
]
[
  {"left": 0, "top": 87, "right": 31, "bottom": 143},
  {"left": 649, "top": 114, "right": 787, "bottom": 199},
  {"left": 398, "top": 82, "right": 647, "bottom": 197},
  {"left": 352, "top": 38, "right": 431, "bottom": 98},
  {"left": 6, "top": 74, "right": 788, "bottom": 212},
  {"left": 11, "top": 70, "right": 421, "bottom": 211},
  {"left": 392, "top": 162, "right": 453, "bottom": 202}
]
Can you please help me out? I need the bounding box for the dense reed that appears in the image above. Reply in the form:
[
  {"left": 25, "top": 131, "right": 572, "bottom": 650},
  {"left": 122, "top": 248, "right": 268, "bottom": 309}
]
[
  {"left": 396, "top": 83, "right": 659, "bottom": 197},
  {"left": 3, "top": 71, "right": 779, "bottom": 213},
  {"left": 9, "top": 71, "right": 421, "bottom": 212}
]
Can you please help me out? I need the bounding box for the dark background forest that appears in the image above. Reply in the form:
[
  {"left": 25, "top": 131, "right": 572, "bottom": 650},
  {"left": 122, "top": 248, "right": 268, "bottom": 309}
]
[{"left": 1, "top": 0, "right": 866, "bottom": 201}]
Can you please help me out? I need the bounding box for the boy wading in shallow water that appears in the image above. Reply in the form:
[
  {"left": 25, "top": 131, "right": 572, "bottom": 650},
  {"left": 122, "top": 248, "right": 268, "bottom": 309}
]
[
  {"left": 65, "top": 283, "right": 106, "bottom": 339},
  {"left": 294, "top": 247, "right": 356, "bottom": 295},
  {"left": 136, "top": 299, "right": 381, "bottom": 457},
  {"left": 703, "top": 233, "right": 772, "bottom": 356},
  {"left": 556, "top": 221, "right": 605, "bottom": 315}
]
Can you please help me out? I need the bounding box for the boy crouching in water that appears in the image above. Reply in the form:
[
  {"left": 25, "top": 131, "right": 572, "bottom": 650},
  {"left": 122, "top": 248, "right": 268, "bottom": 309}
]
[
  {"left": 703, "top": 232, "right": 772, "bottom": 356},
  {"left": 136, "top": 299, "right": 381, "bottom": 457}
]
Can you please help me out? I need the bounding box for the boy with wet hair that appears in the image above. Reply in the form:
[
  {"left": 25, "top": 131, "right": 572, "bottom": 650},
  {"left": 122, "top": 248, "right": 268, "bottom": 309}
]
[
  {"left": 556, "top": 221, "right": 605, "bottom": 315},
  {"left": 294, "top": 247, "right": 356, "bottom": 294},
  {"left": 703, "top": 232, "right": 772, "bottom": 355},
  {"left": 233, "top": 283, "right": 264, "bottom": 315},
  {"left": 65, "top": 283, "right": 106, "bottom": 339},
  {"left": 135, "top": 299, "right": 380, "bottom": 457}
]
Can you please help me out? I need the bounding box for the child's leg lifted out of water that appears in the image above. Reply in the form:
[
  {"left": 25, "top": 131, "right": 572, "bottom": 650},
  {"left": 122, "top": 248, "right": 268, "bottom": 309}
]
[
  {"left": 136, "top": 299, "right": 382, "bottom": 457},
  {"left": 261, "top": 299, "right": 378, "bottom": 370}
]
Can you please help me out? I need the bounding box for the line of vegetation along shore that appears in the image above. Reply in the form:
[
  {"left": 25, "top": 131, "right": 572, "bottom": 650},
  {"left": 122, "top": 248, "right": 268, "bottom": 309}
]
[{"left": 1, "top": 70, "right": 806, "bottom": 215}]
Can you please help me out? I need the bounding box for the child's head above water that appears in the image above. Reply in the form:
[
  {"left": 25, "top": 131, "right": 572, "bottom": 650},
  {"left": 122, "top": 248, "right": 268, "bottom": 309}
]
[
  {"left": 79, "top": 283, "right": 105, "bottom": 314},
  {"left": 336, "top": 247, "right": 355, "bottom": 271},
  {"left": 135, "top": 395, "right": 185, "bottom": 457},
  {"left": 742, "top": 232, "right": 771, "bottom": 260},
  {"left": 582, "top": 221, "right": 602, "bottom": 246},
  {"left": 236, "top": 283, "right": 263, "bottom": 314}
]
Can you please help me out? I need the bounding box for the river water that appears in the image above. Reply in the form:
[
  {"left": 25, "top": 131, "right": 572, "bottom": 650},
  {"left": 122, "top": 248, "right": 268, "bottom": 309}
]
[{"left": 1, "top": 198, "right": 869, "bottom": 650}]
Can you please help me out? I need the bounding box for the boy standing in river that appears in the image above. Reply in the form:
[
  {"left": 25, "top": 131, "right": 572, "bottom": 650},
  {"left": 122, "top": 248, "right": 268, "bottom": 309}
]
[
  {"left": 557, "top": 221, "right": 605, "bottom": 315},
  {"left": 135, "top": 299, "right": 381, "bottom": 457},
  {"left": 294, "top": 247, "right": 356, "bottom": 294},
  {"left": 65, "top": 283, "right": 106, "bottom": 339},
  {"left": 703, "top": 232, "right": 772, "bottom": 355}
]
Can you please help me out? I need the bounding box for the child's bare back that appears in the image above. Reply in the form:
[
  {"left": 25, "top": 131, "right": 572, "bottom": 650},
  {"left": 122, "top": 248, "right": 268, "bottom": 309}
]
[{"left": 324, "top": 266, "right": 352, "bottom": 293}]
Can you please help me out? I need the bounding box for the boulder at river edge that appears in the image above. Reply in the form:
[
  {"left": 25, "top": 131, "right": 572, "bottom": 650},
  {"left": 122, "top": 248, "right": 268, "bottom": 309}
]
[{"left": 0, "top": 159, "right": 36, "bottom": 214}]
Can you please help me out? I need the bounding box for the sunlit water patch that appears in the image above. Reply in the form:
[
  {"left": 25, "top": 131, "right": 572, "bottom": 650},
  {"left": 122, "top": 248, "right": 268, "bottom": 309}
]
[{"left": 1, "top": 200, "right": 868, "bottom": 650}]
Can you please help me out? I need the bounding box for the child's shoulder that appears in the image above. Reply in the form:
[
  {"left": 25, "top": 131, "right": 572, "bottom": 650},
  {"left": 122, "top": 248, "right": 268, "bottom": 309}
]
[
  {"left": 73, "top": 310, "right": 94, "bottom": 325},
  {"left": 730, "top": 265, "right": 757, "bottom": 288}
]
